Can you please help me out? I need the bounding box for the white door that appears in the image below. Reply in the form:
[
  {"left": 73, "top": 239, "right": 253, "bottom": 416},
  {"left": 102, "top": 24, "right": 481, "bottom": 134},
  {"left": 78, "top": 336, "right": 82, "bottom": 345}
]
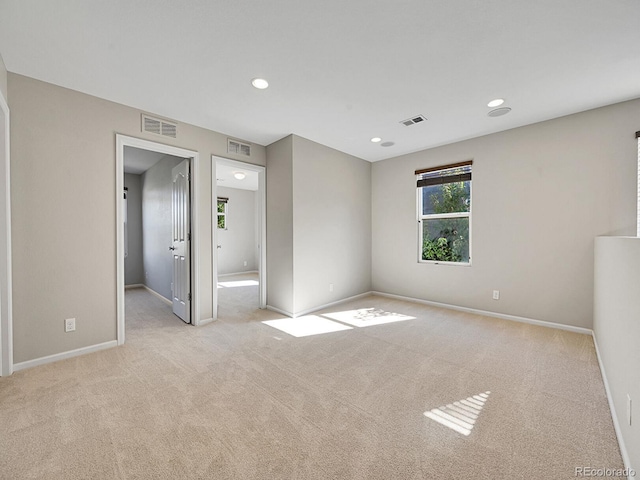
[{"left": 171, "top": 159, "right": 191, "bottom": 323}]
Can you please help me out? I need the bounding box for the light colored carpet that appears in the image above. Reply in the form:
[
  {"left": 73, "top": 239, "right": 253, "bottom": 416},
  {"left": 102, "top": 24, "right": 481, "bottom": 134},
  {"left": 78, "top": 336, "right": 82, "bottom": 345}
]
[{"left": 0, "top": 273, "right": 623, "bottom": 479}]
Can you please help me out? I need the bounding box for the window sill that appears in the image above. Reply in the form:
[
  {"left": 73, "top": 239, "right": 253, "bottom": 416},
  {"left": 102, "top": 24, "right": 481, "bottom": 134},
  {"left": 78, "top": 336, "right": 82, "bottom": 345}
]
[{"left": 418, "top": 260, "right": 472, "bottom": 266}]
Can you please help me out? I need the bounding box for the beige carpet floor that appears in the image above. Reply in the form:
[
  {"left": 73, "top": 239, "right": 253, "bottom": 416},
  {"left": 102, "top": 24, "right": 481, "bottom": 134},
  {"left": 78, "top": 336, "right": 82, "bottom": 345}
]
[{"left": 0, "top": 273, "right": 624, "bottom": 479}]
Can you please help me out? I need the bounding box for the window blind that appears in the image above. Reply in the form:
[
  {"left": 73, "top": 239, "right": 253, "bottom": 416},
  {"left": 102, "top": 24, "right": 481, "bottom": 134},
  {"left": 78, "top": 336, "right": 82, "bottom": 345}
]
[
  {"left": 217, "top": 197, "right": 229, "bottom": 203},
  {"left": 416, "top": 161, "right": 472, "bottom": 188}
]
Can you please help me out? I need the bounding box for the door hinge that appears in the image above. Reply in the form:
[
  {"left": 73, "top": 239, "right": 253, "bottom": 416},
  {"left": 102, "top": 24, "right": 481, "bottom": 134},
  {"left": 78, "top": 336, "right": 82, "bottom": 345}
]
[
  {"left": 188, "top": 233, "right": 191, "bottom": 241},
  {"left": 187, "top": 293, "right": 191, "bottom": 301}
]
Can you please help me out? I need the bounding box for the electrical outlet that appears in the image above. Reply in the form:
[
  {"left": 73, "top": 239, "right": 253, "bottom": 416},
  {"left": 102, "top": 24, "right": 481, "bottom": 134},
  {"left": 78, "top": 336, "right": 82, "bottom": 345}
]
[
  {"left": 243, "top": 261, "right": 247, "bottom": 266},
  {"left": 65, "top": 318, "right": 76, "bottom": 333},
  {"left": 628, "top": 394, "right": 632, "bottom": 426},
  {"left": 492, "top": 290, "right": 500, "bottom": 300},
  {"left": 329, "top": 283, "right": 334, "bottom": 292}
]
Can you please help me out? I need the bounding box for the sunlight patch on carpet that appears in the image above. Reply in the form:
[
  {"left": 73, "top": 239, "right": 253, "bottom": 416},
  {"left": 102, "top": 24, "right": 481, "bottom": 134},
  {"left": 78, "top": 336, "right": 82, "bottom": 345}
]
[
  {"left": 424, "top": 391, "right": 491, "bottom": 436},
  {"left": 263, "top": 316, "right": 353, "bottom": 337},
  {"left": 322, "top": 308, "right": 415, "bottom": 327}
]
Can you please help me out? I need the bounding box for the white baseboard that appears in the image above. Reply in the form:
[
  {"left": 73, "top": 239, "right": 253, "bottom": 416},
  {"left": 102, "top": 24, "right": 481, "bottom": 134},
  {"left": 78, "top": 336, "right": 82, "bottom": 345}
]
[
  {"left": 13, "top": 340, "right": 118, "bottom": 372},
  {"left": 218, "top": 270, "right": 259, "bottom": 278},
  {"left": 370, "top": 291, "right": 592, "bottom": 335},
  {"left": 266, "top": 304, "right": 294, "bottom": 317},
  {"left": 267, "top": 292, "right": 374, "bottom": 319},
  {"left": 592, "top": 333, "right": 633, "bottom": 477},
  {"left": 293, "top": 292, "right": 374, "bottom": 318},
  {"left": 125, "top": 283, "right": 144, "bottom": 289},
  {"left": 143, "top": 285, "right": 172, "bottom": 306},
  {"left": 196, "top": 317, "right": 215, "bottom": 326}
]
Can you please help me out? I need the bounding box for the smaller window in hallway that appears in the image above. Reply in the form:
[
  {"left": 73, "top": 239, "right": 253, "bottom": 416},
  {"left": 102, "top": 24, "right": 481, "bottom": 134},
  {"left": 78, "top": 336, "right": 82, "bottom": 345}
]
[
  {"left": 217, "top": 197, "right": 228, "bottom": 229},
  {"left": 416, "top": 161, "right": 472, "bottom": 264}
]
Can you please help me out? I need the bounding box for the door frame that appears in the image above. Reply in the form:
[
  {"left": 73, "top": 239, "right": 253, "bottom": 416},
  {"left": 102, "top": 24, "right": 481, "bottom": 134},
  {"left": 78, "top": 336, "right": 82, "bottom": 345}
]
[
  {"left": 116, "top": 135, "right": 200, "bottom": 345},
  {"left": 0, "top": 89, "right": 12, "bottom": 376},
  {"left": 212, "top": 156, "right": 266, "bottom": 319}
]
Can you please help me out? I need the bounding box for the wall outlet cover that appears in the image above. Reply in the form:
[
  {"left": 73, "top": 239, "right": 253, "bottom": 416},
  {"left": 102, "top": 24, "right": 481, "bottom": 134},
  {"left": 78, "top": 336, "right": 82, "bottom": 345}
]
[{"left": 65, "top": 318, "right": 76, "bottom": 332}]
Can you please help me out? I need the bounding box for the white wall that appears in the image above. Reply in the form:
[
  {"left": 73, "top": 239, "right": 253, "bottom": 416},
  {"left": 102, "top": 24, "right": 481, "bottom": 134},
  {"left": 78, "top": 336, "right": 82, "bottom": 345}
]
[
  {"left": 141, "top": 155, "right": 183, "bottom": 300},
  {"left": 8, "top": 73, "right": 266, "bottom": 364},
  {"left": 266, "top": 136, "right": 294, "bottom": 314},
  {"left": 594, "top": 236, "right": 640, "bottom": 472},
  {"left": 124, "top": 173, "right": 143, "bottom": 285},
  {"left": 292, "top": 136, "right": 371, "bottom": 313},
  {"left": 266, "top": 135, "right": 372, "bottom": 315},
  {"left": 216, "top": 186, "right": 257, "bottom": 275},
  {"left": 372, "top": 99, "right": 640, "bottom": 329},
  {"left": 0, "top": 53, "right": 7, "bottom": 102}
]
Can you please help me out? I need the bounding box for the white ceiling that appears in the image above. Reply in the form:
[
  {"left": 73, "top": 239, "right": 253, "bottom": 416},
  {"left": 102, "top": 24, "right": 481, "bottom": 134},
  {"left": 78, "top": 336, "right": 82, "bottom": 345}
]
[
  {"left": 216, "top": 163, "right": 259, "bottom": 191},
  {"left": 1, "top": 1, "right": 639, "bottom": 162},
  {"left": 123, "top": 146, "right": 167, "bottom": 174}
]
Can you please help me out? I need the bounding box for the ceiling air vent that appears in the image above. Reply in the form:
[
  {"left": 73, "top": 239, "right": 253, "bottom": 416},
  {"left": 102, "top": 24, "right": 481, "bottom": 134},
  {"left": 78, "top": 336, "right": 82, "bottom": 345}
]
[
  {"left": 228, "top": 138, "right": 251, "bottom": 157},
  {"left": 141, "top": 114, "right": 178, "bottom": 138},
  {"left": 400, "top": 115, "right": 427, "bottom": 126}
]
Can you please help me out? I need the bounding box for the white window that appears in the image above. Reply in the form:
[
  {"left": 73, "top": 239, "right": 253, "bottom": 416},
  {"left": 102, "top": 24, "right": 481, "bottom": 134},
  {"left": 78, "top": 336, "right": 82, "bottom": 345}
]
[
  {"left": 217, "top": 197, "right": 228, "bottom": 229},
  {"left": 416, "top": 161, "right": 472, "bottom": 264}
]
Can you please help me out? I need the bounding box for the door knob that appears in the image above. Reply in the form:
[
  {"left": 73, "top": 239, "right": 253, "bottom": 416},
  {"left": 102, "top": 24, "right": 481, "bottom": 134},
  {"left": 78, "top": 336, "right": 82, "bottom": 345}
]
[
  {"left": 217, "top": 245, "right": 222, "bottom": 249},
  {"left": 169, "top": 246, "right": 176, "bottom": 251}
]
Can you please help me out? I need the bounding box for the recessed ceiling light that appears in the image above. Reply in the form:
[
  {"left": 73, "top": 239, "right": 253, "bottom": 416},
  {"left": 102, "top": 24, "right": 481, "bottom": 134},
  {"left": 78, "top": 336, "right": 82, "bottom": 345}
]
[
  {"left": 251, "top": 78, "right": 269, "bottom": 89},
  {"left": 487, "top": 98, "right": 504, "bottom": 108},
  {"left": 487, "top": 107, "right": 512, "bottom": 117},
  {"left": 233, "top": 172, "right": 246, "bottom": 180},
  {"left": 380, "top": 141, "right": 395, "bottom": 147},
  {"left": 371, "top": 137, "right": 382, "bottom": 143}
]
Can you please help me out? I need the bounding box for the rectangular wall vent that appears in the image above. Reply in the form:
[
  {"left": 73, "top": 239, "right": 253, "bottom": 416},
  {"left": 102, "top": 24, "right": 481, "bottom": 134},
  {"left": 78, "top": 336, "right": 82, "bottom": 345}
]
[
  {"left": 142, "top": 114, "right": 178, "bottom": 138},
  {"left": 400, "top": 114, "right": 427, "bottom": 126},
  {"left": 227, "top": 138, "right": 251, "bottom": 156}
]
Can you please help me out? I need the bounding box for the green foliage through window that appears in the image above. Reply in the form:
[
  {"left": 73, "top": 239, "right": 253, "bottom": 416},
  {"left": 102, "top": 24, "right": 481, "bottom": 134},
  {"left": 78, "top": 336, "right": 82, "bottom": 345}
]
[
  {"left": 418, "top": 164, "right": 471, "bottom": 263},
  {"left": 217, "top": 199, "right": 227, "bottom": 229}
]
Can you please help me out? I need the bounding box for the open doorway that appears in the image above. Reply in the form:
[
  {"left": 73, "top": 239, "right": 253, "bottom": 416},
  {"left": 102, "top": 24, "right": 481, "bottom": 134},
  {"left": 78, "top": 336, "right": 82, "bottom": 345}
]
[
  {"left": 212, "top": 157, "right": 266, "bottom": 319},
  {"left": 116, "top": 135, "right": 200, "bottom": 345},
  {"left": 124, "top": 146, "right": 191, "bottom": 319}
]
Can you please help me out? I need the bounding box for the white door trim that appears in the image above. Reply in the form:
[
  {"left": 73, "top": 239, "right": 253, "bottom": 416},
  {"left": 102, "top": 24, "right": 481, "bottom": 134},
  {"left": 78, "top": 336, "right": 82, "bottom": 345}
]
[
  {"left": 212, "top": 156, "right": 266, "bottom": 319},
  {"left": 0, "top": 89, "right": 12, "bottom": 376},
  {"left": 116, "top": 135, "right": 201, "bottom": 346}
]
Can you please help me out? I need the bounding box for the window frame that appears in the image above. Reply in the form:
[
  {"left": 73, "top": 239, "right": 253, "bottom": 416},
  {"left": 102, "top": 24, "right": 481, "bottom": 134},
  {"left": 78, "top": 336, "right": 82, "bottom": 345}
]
[{"left": 416, "top": 163, "right": 472, "bottom": 266}]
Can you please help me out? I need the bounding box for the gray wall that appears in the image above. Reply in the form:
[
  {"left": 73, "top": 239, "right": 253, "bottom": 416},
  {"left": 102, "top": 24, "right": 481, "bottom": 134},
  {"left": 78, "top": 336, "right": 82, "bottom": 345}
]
[
  {"left": 124, "top": 173, "right": 143, "bottom": 285},
  {"left": 266, "top": 135, "right": 372, "bottom": 315},
  {"left": 216, "top": 186, "right": 257, "bottom": 275},
  {"left": 141, "top": 155, "right": 183, "bottom": 300},
  {"left": 372, "top": 99, "right": 640, "bottom": 329},
  {"left": 8, "top": 73, "right": 266, "bottom": 363},
  {"left": 266, "top": 136, "right": 294, "bottom": 314},
  {"left": 292, "top": 136, "right": 371, "bottom": 313},
  {"left": 594, "top": 236, "right": 640, "bottom": 472},
  {"left": 0, "top": 53, "right": 6, "bottom": 101}
]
